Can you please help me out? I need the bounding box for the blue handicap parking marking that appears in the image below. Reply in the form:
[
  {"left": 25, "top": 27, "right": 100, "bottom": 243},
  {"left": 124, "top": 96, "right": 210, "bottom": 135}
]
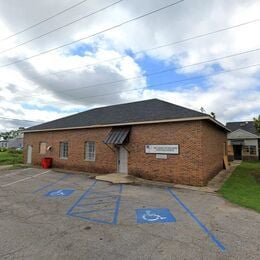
[
  {"left": 45, "top": 189, "right": 75, "bottom": 197},
  {"left": 67, "top": 181, "right": 123, "bottom": 224},
  {"left": 136, "top": 208, "right": 176, "bottom": 224}
]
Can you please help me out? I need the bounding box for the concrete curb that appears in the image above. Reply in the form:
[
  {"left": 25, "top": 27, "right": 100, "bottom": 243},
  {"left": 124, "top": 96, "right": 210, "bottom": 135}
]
[
  {"left": 36, "top": 166, "right": 238, "bottom": 194},
  {"left": 0, "top": 165, "right": 13, "bottom": 171},
  {"left": 0, "top": 164, "right": 31, "bottom": 171}
]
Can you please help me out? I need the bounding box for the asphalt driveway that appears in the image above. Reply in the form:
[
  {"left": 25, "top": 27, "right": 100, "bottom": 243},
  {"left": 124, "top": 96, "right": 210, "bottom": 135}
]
[{"left": 0, "top": 168, "right": 259, "bottom": 259}]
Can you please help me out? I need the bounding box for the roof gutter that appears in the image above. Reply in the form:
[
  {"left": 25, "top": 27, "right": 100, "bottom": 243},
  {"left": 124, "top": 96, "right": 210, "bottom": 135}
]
[{"left": 23, "top": 116, "right": 230, "bottom": 133}]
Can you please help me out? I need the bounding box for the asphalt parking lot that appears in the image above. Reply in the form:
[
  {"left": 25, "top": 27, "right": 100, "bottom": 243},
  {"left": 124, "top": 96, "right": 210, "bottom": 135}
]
[{"left": 0, "top": 168, "right": 259, "bottom": 259}]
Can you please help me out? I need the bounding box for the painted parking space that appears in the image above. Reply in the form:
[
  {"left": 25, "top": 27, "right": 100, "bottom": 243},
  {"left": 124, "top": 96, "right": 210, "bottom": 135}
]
[
  {"left": 67, "top": 180, "right": 123, "bottom": 224},
  {"left": 0, "top": 168, "right": 32, "bottom": 179},
  {"left": 32, "top": 174, "right": 71, "bottom": 194},
  {"left": 119, "top": 184, "right": 227, "bottom": 254},
  {"left": 0, "top": 169, "right": 51, "bottom": 187},
  {"left": 167, "top": 188, "right": 226, "bottom": 252},
  {"left": 0, "top": 168, "right": 44, "bottom": 184},
  {"left": 0, "top": 169, "right": 227, "bottom": 254},
  {"left": 0, "top": 168, "right": 226, "bottom": 254},
  {"left": 0, "top": 169, "right": 259, "bottom": 259}
]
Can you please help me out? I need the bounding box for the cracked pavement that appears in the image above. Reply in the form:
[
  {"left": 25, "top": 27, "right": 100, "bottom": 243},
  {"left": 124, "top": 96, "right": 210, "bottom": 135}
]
[{"left": 0, "top": 168, "right": 259, "bottom": 259}]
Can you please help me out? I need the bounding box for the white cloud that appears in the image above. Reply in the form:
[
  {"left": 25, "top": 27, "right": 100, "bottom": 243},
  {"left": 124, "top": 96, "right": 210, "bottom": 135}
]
[{"left": 0, "top": 0, "right": 259, "bottom": 131}]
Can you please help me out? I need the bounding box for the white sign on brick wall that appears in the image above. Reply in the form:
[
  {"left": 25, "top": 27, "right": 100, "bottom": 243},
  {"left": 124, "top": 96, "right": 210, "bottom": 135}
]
[
  {"left": 145, "top": 145, "right": 179, "bottom": 154},
  {"left": 156, "top": 154, "right": 168, "bottom": 159}
]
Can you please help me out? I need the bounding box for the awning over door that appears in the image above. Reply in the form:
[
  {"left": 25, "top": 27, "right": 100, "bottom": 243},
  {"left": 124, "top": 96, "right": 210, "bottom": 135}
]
[{"left": 104, "top": 127, "right": 130, "bottom": 145}]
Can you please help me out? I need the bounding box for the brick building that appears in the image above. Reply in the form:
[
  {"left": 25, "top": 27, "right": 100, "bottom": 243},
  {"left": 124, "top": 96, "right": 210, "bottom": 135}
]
[
  {"left": 24, "top": 99, "right": 228, "bottom": 186},
  {"left": 226, "top": 121, "right": 260, "bottom": 161}
]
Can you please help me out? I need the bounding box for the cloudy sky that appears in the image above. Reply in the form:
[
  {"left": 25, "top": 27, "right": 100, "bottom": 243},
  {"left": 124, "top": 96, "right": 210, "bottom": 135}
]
[{"left": 0, "top": 0, "right": 259, "bottom": 131}]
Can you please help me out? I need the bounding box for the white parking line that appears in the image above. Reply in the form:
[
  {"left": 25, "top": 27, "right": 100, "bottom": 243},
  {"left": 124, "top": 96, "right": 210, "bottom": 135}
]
[
  {"left": 0, "top": 168, "right": 32, "bottom": 178},
  {"left": 1, "top": 170, "right": 51, "bottom": 187}
]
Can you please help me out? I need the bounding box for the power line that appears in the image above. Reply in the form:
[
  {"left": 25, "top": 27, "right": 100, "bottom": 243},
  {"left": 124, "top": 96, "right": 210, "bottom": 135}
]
[
  {"left": 59, "top": 46, "right": 260, "bottom": 94},
  {"left": 45, "top": 19, "right": 260, "bottom": 77},
  {"left": 3, "top": 63, "right": 259, "bottom": 123},
  {"left": 65, "top": 62, "right": 260, "bottom": 101},
  {"left": 0, "top": 17, "right": 257, "bottom": 83},
  {"left": 0, "top": 0, "right": 90, "bottom": 42},
  {"left": 3, "top": 62, "right": 259, "bottom": 124},
  {"left": 0, "top": 0, "right": 123, "bottom": 55},
  {"left": 1, "top": 45, "right": 260, "bottom": 98},
  {"left": 0, "top": 16, "right": 258, "bottom": 94},
  {"left": 0, "top": 14, "right": 257, "bottom": 86},
  {"left": 0, "top": 0, "right": 184, "bottom": 69},
  {"left": 16, "top": 60, "right": 260, "bottom": 100},
  {"left": 0, "top": 116, "right": 41, "bottom": 123}
]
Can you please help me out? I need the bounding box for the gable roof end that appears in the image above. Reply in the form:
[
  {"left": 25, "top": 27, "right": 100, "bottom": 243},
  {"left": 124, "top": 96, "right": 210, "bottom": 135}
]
[{"left": 226, "top": 121, "right": 259, "bottom": 136}]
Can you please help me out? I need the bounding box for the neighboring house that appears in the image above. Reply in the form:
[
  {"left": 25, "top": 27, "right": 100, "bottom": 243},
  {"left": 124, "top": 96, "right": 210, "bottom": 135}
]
[
  {"left": 226, "top": 121, "right": 260, "bottom": 161},
  {"left": 0, "top": 140, "right": 8, "bottom": 148},
  {"left": 7, "top": 134, "right": 24, "bottom": 149},
  {"left": 23, "top": 99, "right": 229, "bottom": 186}
]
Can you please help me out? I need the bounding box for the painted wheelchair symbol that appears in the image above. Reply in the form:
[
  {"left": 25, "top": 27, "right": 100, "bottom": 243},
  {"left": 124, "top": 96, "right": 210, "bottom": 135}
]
[
  {"left": 45, "top": 189, "right": 75, "bottom": 197},
  {"left": 50, "top": 190, "right": 65, "bottom": 196},
  {"left": 142, "top": 210, "right": 167, "bottom": 222},
  {"left": 136, "top": 208, "right": 176, "bottom": 224}
]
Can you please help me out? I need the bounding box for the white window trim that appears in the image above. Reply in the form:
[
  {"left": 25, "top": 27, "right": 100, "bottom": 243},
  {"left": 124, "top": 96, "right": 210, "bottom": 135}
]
[
  {"left": 85, "top": 141, "right": 96, "bottom": 161},
  {"left": 60, "top": 142, "right": 68, "bottom": 159}
]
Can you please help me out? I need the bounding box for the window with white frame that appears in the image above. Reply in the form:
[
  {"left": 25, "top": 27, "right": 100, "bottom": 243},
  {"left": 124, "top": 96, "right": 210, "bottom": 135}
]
[
  {"left": 243, "top": 145, "right": 250, "bottom": 155},
  {"left": 250, "top": 146, "right": 256, "bottom": 155},
  {"left": 39, "top": 142, "right": 47, "bottom": 154},
  {"left": 243, "top": 145, "right": 257, "bottom": 156},
  {"left": 85, "top": 141, "right": 95, "bottom": 161},
  {"left": 60, "top": 142, "right": 68, "bottom": 159}
]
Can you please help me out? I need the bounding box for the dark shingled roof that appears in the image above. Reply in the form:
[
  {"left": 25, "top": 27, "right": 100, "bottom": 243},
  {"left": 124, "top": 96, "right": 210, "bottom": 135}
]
[
  {"left": 25, "top": 99, "right": 218, "bottom": 132},
  {"left": 226, "top": 121, "right": 259, "bottom": 136}
]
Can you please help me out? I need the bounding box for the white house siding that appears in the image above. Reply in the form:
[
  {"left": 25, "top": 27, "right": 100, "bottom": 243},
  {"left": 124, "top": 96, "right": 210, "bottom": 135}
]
[
  {"left": 244, "top": 139, "right": 259, "bottom": 157},
  {"left": 227, "top": 129, "right": 259, "bottom": 161}
]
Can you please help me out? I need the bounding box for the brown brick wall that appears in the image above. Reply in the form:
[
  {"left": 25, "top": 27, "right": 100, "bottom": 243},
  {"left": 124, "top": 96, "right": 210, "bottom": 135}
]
[
  {"left": 201, "top": 121, "right": 227, "bottom": 184},
  {"left": 126, "top": 121, "right": 204, "bottom": 185},
  {"left": 24, "top": 120, "right": 227, "bottom": 186},
  {"left": 23, "top": 128, "right": 117, "bottom": 173},
  {"left": 242, "top": 155, "right": 258, "bottom": 161}
]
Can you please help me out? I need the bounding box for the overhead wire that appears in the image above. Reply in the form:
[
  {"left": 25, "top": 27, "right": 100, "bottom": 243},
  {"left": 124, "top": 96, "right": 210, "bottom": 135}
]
[
  {"left": 0, "top": 116, "right": 41, "bottom": 123},
  {"left": 0, "top": 17, "right": 257, "bottom": 88},
  {"left": 2, "top": 46, "right": 260, "bottom": 97},
  {"left": 61, "top": 62, "right": 260, "bottom": 101},
  {"left": 15, "top": 58, "right": 260, "bottom": 99},
  {"left": 0, "top": 0, "right": 90, "bottom": 41},
  {"left": 32, "top": 47, "right": 260, "bottom": 94},
  {"left": 5, "top": 61, "right": 259, "bottom": 124},
  {"left": 0, "top": 0, "right": 123, "bottom": 55},
  {"left": 0, "top": 0, "right": 184, "bottom": 68},
  {"left": 44, "top": 19, "right": 260, "bottom": 77}
]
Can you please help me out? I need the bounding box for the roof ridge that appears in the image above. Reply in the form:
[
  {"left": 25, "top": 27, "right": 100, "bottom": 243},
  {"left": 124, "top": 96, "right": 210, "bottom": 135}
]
[{"left": 226, "top": 121, "right": 254, "bottom": 124}]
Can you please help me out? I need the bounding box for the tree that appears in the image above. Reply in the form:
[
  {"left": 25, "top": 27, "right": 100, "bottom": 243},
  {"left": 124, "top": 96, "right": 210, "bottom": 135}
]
[
  {"left": 253, "top": 115, "right": 260, "bottom": 134},
  {"left": 0, "top": 128, "right": 24, "bottom": 140}
]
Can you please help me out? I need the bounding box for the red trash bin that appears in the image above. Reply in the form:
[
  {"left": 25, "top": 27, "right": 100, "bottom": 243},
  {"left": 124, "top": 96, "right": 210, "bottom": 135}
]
[{"left": 41, "top": 157, "right": 52, "bottom": 169}]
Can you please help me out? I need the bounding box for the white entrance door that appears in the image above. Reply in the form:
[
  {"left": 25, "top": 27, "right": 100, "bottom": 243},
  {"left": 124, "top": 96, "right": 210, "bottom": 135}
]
[
  {"left": 118, "top": 146, "right": 128, "bottom": 174},
  {"left": 27, "top": 145, "right": 32, "bottom": 164}
]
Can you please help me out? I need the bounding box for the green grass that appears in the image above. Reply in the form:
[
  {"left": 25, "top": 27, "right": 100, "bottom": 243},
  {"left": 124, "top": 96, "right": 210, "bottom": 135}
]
[
  {"left": 0, "top": 150, "right": 23, "bottom": 165},
  {"left": 220, "top": 161, "right": 260, "bottom": 212}
]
